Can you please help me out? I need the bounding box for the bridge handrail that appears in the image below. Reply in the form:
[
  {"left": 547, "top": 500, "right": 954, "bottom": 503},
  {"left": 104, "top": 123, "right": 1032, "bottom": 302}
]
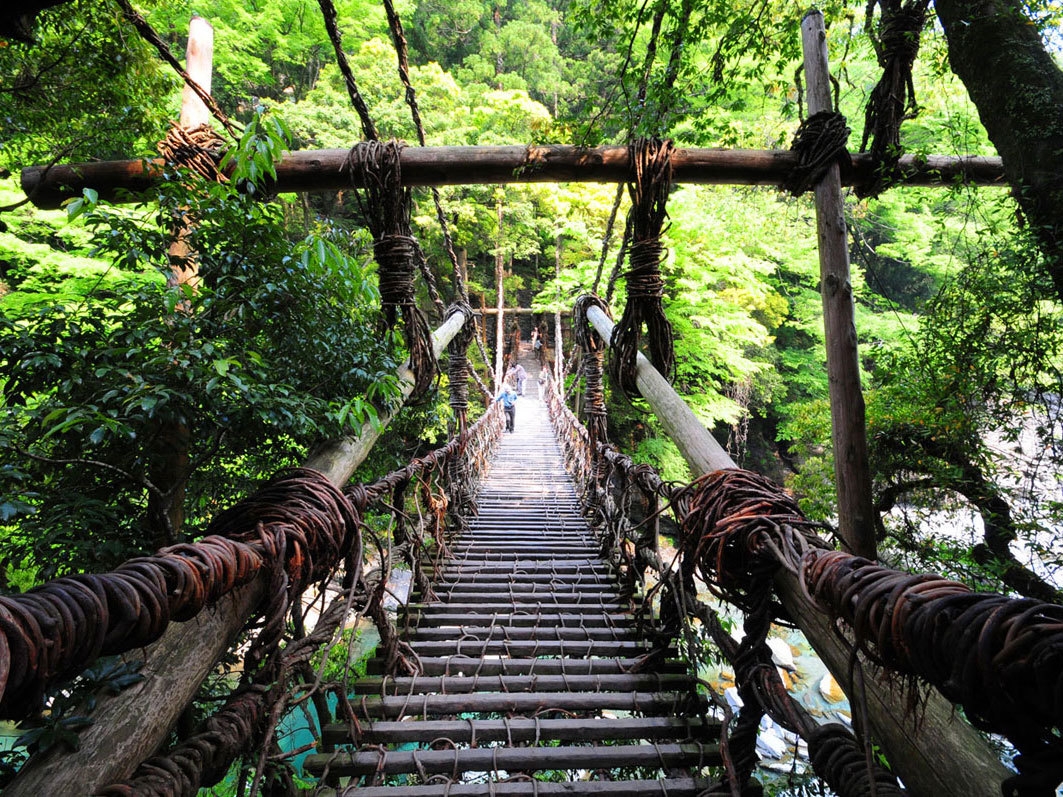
[{"left": 545, "top": 311, "right": 1057, "bottom": 794}]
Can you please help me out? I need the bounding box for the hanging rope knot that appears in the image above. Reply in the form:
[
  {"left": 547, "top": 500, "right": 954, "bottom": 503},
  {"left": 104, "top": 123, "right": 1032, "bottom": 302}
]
[
  {"left": 446, "top": 303, "right": 475, "bottom": 416},
  {"left": 346, "top": 139, "right": 437, "bottom": 398},
  {"left": 625, "top": 238, "right": 667, "bottom": 298},
  {"left": 157, "top": 122, "right": 229, "bottom": 183},
  {"left": 679, "top": 469, "right": 828, "bottom": 613},
  {"left": 877, "top": 3, "right": 925, "bottom": 67},
  {"left": 609, "top": 138, "right": 676, "bottom": 398},
  {"left": 783, "top": 111, "right": 852, "bottom": 196},
  {"left": 859, "top": 0, "right": 931, "bottom": 197},
  {"left": 574, "top": 295, "right": 610, "bottom": 444},
  {"left": 375, "top": 233, "right": 420, "bottom": 321}
]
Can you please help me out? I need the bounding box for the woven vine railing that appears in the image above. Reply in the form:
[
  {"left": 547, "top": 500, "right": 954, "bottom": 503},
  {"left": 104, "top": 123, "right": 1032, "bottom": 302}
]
[
  {"left": 0, "top": 400, "right": 502, "bottom": 795},
  {"left": 544, "top": 378, "right": 1063, "bottom": 796}
]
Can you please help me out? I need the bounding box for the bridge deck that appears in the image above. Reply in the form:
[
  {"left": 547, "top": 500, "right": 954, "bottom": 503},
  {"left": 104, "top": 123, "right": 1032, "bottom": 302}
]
[{"left": 305, "top": 358, "right": 722, "bottom": 794}]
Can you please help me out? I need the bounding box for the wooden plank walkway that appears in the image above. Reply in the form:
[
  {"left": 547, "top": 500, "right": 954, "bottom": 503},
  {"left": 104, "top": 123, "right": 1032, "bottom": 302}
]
[{"left": 304, "top": 358, "right": 721, "bottom": 795}]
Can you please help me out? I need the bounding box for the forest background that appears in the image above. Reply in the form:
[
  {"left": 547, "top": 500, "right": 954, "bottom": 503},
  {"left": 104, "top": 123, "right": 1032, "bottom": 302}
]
[{"left": 1, "top": 0, "right": 1062, "bottom": 611}]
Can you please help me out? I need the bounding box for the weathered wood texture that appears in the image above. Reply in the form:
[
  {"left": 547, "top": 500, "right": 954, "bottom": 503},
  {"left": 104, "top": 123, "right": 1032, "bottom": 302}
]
[
  {"left": 585, "top": 302, "right": 1011, "bottom": 795},
  {"left": 4, "top": 577, "right": 266, "bottom": 796},
  {"left": 21, "top": 146, "right": 1006, "bottom": 209},
  {"left": 323, "top": 780, "right": 710, "bottom": 797},
  {"left": 803, "top": 10, "right": 876, "bottom": 560},
  {"left": 305, "top": 743, "right": 721, "bottom": 777},
  {"left": 322, "top": 715, "right": 715, "bottom": 746}
]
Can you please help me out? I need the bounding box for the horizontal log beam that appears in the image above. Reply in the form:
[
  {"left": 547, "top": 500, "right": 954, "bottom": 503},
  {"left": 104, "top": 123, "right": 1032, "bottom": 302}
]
[{"left": 21, "top": 145, "right": 1006, "bottom": 209}]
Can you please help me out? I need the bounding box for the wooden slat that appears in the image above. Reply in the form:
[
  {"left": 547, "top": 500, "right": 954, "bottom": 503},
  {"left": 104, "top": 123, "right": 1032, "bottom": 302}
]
[
  {"left": 346, "top": 690, "right": 705, "bottom": 719},
  {"left": 426, "top": 563, "right": 613, "bottom": 575},
  {"left": 345, "top": 673, "right": 695, "bottom": 696},
  {"left": 407, "top": 626, "right": 632, "bottom": 641},
  {"left": 303, "top": 742, "right": 721, "bottom": 777},
  {"left": 406, "top": 613, "right": 634, "bottom": 629},
  {"left": 321, "top": 715, "right": 719, "bottom": 746},
  {"left": 406, "top": 602, "right": 632, "bottom": 614},
  {"left": 366, "top": 657, "right": 685, "bottom": 676},
  {"left": 403, "top": 640, "right": 663, "bottom": 657},
  {"left": 429, "top": 583, "right": 620, "bottom": 595},
  {"left": 429, "top": 572, "right": 616, "bottom": 585},
  {"left": 320, "top": 778, "right": 713, "bottom": 797}
]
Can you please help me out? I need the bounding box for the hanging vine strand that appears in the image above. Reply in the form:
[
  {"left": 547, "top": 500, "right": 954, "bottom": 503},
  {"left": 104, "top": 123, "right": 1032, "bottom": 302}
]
[
  {"left": 381, "top": 0, "right": 465, "bottom": 308},
  {"left": 316, "top": 0, "right": 377, "bottom": 141},
  {"left": 609, "top": 137, "right": 676, "bottom": 398},
  {"left": 859, "top": 0, "right": 931, "bottom": 197},
  {"left": 345, "top": 140, "right": 437, "bottom": 399}
]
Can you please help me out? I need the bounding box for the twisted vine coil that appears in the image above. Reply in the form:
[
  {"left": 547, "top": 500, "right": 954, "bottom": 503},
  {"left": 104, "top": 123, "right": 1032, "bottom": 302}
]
[{"left": 0, "top": 468, "right": 357, "bottom": 719}]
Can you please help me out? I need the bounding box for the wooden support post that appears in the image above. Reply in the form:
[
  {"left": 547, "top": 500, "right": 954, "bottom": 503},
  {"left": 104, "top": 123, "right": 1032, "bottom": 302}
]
[
  {"left": 581, "top": 302, "right": 1010, "bottom": 796},
  {"left": 6, "top": 309, "right": 471, "bottom": 795},
  {"left": 802, "top": 10, "right": 876, "bottom": 560},
  {"left": 178, "top": 15, "right": 212, "bottom": 128},
  {"left": 494, "top": 195, "right": 505, "bottom": 392},
  {"left": 167, "top": 14, "right": 213, "bottom": 294}
]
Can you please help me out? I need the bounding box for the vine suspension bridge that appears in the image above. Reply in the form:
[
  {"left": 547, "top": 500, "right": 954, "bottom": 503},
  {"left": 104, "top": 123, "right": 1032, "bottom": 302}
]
[{"left": 3, "top": 9, "right": 1062, "bottom": 797}]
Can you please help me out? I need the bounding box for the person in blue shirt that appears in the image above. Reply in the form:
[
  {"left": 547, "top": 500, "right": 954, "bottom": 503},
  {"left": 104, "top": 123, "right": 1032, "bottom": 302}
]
[
  {"left": 507, "top": 363, "right": 528, "bottom": 396},
  {"left": 495, "top": 384, "right": 518, "bottom": 432}
]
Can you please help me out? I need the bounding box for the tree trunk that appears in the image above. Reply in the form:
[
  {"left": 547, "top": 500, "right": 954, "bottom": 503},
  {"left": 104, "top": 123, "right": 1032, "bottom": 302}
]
[{"left": 934, "top": 0, "right": 1063, "bottom": 299}]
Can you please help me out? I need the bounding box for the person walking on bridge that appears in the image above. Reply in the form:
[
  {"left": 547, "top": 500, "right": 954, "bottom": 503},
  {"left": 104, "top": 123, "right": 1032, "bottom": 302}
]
[
  {"left": 507, "top": 363, "right": 528, "bottom": 396},
  {"left": 495, "top": 383, "right": 518, "bottom": 432}
]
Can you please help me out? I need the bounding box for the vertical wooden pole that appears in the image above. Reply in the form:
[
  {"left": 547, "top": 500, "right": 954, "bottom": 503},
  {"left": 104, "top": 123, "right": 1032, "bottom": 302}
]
[
  {"left": 554, "top": 233, "right": 563, "bottom": 384},
  {"left": 801, "top": 10, "right": 877, "bottom": 560},
  {"left": 168, "top": 14, "right": 213, "bottom": 292},
  {"left": 146, "top": 15, "right": 216, "bottom": 546},
  {"left": 179, "top": 15, "right": 213, "bottom": 128},
  {"left": 494, "top": 194, "right": 505, "bottom": 391}
]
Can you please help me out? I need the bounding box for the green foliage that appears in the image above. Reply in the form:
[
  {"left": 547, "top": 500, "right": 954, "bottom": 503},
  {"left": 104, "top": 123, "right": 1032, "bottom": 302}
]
[
  {"left": 309, "top": 625, "right": 370, "bottom": 683},
  {"left": 0, "top": 0, "right": 173, "bottom": 171},
  {"left": 0, "top": 117, "right": 402, "bottom": 580}
]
